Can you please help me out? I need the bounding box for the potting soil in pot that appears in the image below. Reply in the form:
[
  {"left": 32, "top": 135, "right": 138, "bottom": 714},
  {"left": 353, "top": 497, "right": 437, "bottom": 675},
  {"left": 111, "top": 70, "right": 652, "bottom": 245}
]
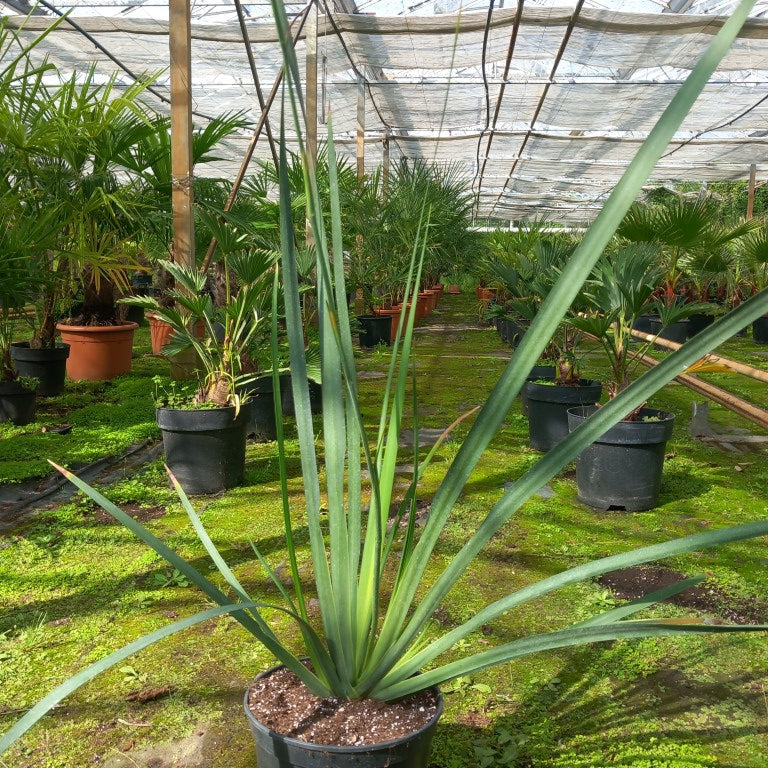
[{"left": 246, "top": 666, "right": 439, "bottom": 747}]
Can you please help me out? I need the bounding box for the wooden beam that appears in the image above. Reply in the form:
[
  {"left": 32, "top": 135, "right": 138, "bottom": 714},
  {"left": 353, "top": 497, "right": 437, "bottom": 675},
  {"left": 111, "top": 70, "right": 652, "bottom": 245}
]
[
  {"left": 305, "top": 1, "right": 318, "bottom": 245},
  {"left": 356, "top": 75, "right": 365, "bottom": 179},
  {"left": 382, "top": 133, "right": 390, "bottom": 202},
  {"left": 305, "top": 1, "right": 318, "bottom": 176},
  {"left": 747, "top": 163, "right": 757, "bottom": 219},
  {"left": 169, "top": 0, "right": 194, "bottom": 269}
]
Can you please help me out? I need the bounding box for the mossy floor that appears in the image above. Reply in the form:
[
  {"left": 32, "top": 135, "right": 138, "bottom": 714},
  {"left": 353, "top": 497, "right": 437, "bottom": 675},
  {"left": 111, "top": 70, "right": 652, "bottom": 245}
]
[{"left": 1, "top": 297, "right": 767, "bottom": 768}]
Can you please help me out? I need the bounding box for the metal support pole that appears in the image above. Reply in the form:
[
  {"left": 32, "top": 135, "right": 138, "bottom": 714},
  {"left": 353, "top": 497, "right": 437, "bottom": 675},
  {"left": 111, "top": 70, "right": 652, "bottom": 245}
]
[{"left": 169, "top": 0, "right": 195, "bottom": 269}]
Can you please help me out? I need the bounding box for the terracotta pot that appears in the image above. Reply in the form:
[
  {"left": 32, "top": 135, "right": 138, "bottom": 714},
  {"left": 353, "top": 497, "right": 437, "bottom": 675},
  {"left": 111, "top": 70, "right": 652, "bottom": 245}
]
[
  {"left": 422, "top": 289, "right": 438, "bottom": 313},
  {"left": 416, "top": 292, "right": 431, "bottom": 321},
  {"left": 56, "top": 322, "right": 139, "bottom": 381},
  {"left": 147, "top": 314, "right": 205, "bottom": 356},
  {"left": 447, "top": 285, "right": 461, "bottom": 294},
  {"left": 147, "top": 313, "right": 174, "bottom": 355},
  {"left": 374, "top": 306, "right": 403, "bottom": 340}
]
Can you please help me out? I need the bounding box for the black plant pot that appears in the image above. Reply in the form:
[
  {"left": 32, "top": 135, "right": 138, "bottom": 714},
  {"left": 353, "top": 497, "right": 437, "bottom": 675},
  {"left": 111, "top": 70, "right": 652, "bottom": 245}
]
[
  {"left": 649, "top": 317, "right": 689, "bottom": 346},
  {"left": 499, "top": 318, "right": 525, "bottom": 347},
  {"left": 280, "top": 374, "right": 322, "bottom": 417},
  {"left": 238, "top": 376, "right": 277, "bottom": 442},
  {"left": 10, "top": 342, "right": 70, "bottom": 397},
  {"left": 632, "top": 315, "right": 656, "bottom": 335},
  {"left": 686, "top": 312, "right": 715, "bottom": 338},
  {"left": 156, "top": 406, "right": 246, "bottom": 494},
  {"left": 0, "top": 380, "right": 37, "bottom": 425},
  {"left": 524, "top": 379, "right": 602, "bottom": 452},
  {"left": 357, "top": 315, "right": 391, "bottom": 348},
  {"left": 520, "top": 364, "right": 556, "bottom": 418},
  {"left": 244, "top": 665, "right": 443, "bottom": 768},
  {"left": 567, "top": 406, "right": 675, "bottom": 512},
  {"left": 753, "top": 316, "right": 768, "bottom": 344}
]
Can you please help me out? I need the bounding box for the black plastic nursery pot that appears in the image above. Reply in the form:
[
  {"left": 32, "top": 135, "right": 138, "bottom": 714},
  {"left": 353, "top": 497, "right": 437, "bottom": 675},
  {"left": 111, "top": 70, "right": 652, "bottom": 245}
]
[
  {"left": 520, "top": 364, "right": 556, "bottom": 418},
  {"left": 244, "top": 666, "right": 443, "bottom": 768},
  {"left": 753, "top": 315, "right": 768, "bottom": 344},
  {"left": 632, "top": 315, "right": 655, "bottom": 335},
  {"left": 567, "top": 406, "right": 675, "bottom": 512},
  {"left": 156, "top": 406, "right": 247, "bottom": 494},
  {"left": 280, "top": 374, "right": 322, "bottom": 417},
  {"left": 238, "top": 376, "right": 277, "bottom": 442},
  {"left": 357, "top": 315, "right": 391, "bottom": 348},
  {"left": 10, "top": 342, "right": 70, "bottom": 397},
  {"left": 649, "top": 317, "right": 689, "bottom": 346},
  {"left": 524, "top": 379, "right": 602, "bottom": 452},
  {"left": 686, "top": 312, "right": 714, "bottom": 338},
  {"left": 498, "top": 318, "right": 525, "bottom": 347},
  {"left": 0, "top": 380, "right": 37, "bottom": 425}
]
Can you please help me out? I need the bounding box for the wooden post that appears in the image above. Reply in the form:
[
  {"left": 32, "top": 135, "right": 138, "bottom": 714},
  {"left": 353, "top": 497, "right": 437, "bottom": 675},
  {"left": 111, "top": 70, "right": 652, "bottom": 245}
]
[
  {"left": 305, "top": 0, "right": 318, "bottom": 245},
  {"left": 382, "top": 133, "right": 390, "bottom": 202},
  {"left": 169, "top": 0, "right": 195, "bottom": 270},
  {"left": 356, "top": 75, "right": 365, "bottom": 179},
  {"left": 747, "top": 163, "right": 756, "bottom": 219}
]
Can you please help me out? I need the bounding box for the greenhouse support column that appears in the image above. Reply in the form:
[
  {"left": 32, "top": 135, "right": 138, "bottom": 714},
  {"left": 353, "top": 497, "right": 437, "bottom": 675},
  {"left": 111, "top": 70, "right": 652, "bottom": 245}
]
[
  {"left": 305, "top": 0, "right": 318, "bottom": 245},
  {"left": 382, "top": 133, "right": 390, "bottom": 202},
  {"left": 356, "top": 75, "right": 365, "bottom": 179},
  {"left": 747, "top": 163, "right": 756, "bottom": 218},
  {"left": 169, "top": 0, "right": 195, "bottom": 271}
]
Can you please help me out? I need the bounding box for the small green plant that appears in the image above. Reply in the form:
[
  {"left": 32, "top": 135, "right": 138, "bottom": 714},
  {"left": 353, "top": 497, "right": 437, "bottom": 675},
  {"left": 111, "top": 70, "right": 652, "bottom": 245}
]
[
  {"left": 474, "top": 726, "right": 529, "bottom": 768},
  {"left": 16, "top": 376, "right": 39, "bottom": 392},
  {"left": 152, "top": 569, "right": 190, "bottom": 589}
]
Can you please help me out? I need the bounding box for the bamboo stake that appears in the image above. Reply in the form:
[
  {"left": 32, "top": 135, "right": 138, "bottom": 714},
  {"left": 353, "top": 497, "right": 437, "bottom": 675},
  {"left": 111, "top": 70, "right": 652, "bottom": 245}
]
[
  {"left": 630, "top": 329, "right": 768, "bottom": 385},
  {"left": 632, "top": 353, "right": 768, "bottom": 430},
  {"left": 233, "top": 0, "right": 279, "bottom": 169}
]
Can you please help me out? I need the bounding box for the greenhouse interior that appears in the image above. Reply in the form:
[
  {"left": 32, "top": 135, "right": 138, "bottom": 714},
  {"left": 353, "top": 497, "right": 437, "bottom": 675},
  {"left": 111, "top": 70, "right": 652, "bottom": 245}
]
[{"left": 2, "top": 0, "right": 768, "bottom": 765}]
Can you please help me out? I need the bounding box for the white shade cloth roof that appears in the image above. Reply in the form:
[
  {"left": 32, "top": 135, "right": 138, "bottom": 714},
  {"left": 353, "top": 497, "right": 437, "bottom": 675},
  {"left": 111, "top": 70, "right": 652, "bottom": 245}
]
[{"left": 3, "top": 1, "right": 768, "bottom": 224}]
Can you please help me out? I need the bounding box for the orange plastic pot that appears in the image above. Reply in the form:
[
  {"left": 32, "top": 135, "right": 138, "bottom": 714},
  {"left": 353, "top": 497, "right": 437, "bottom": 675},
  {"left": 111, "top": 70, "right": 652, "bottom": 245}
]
[
  {"left": 374, "top": 306, "right": 402, "bottom": 340},
  {"left": 147, "top": 313, "right": 174, "bottom": 355},
  {"left": 416, "top": 292, "right": 431, "bottom": 321},
  {"left": 423, "top": 289, "right": 439, "bottom": 312},
  {"left": 56, "top": 322, "right": 139, "bottom": 381},
  {"left": 447, "top": 285, "right": 461, "bottom": 294},
  {"left": 147, "top": 314, "right": 205, "bottom": 355}
]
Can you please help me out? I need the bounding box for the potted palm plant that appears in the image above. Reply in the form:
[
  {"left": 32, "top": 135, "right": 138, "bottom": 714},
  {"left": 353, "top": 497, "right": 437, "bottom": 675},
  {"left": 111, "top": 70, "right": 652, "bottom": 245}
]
[
  {"left": 0, "top": 191, "right": 51, "bottom": 424},
  {"left": 618, "top": 192, "right": 757, "bottom": 343},
  {"left": 567, "top": 245, "right": 709, "bottom": 511},
  {"left": 505, "top": 238, "right": 602, "bottom": 450},
  {"left": 3, "top": 1, "right": 768, "bottom": 763},
  {"left": 740, "top": 221, "right": 768, "bottom": 343},
  {"left": 122, "top": 244, "right": 272, "bottom": 493}
]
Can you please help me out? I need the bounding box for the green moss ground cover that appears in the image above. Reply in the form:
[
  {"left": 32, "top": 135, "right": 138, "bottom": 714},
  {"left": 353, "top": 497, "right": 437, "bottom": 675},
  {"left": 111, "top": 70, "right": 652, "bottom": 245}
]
[
  {"left": 1, "top": 297, "right": 767, "bottom": 767},
  {"left": 0, "top": 326, "right": 162, "bottom": 485}
]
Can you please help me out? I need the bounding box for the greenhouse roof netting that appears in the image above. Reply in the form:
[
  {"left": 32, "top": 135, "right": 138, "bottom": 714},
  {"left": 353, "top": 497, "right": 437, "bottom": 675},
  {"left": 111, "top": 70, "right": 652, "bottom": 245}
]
[{"left": 3, "top": 0, "right": 768, "bottom": 223}]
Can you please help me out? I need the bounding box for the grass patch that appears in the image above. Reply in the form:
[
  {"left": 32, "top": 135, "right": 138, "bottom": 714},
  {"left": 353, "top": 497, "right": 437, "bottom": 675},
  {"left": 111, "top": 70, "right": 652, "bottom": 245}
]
[{"left": 1, "top": 296, "right": 768, "bottom": 766}]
